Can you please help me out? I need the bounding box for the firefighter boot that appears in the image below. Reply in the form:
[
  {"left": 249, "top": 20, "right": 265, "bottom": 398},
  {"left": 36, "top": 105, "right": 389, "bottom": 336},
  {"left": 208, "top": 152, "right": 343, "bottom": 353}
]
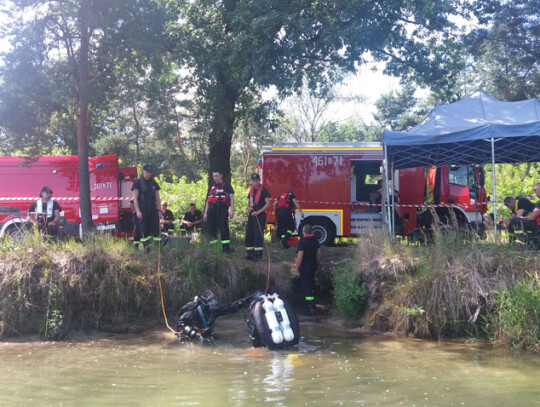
[
  {"left": 245, "top": 249, "right": 254, "bottom": 260},
  {"left": 281, "top": 230, "right": 293, "bottom": 248},
  {"left": 281, "top": 235, "right": 290, "bottom": 248},
  {"left": 253, "top": 250, "right": 263, "bottom": 262},
  {"left": 306, "top": 299, "right": 316, "bottom": 316}
]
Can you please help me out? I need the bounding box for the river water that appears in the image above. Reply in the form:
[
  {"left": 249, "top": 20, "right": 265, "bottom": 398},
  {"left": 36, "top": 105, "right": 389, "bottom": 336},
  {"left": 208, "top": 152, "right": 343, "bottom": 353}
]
[{"left": 1, "top": 317, "right": 538, "bottom": 407}]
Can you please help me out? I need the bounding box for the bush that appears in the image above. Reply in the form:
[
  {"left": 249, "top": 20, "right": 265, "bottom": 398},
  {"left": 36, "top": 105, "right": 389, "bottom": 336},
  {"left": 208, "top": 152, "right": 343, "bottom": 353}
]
[
  {"left": 490, "top": 273, "right": 540, "bottom": 352},
  {"left": 332, "top": 260, "right": 368, "bottom": 320}
]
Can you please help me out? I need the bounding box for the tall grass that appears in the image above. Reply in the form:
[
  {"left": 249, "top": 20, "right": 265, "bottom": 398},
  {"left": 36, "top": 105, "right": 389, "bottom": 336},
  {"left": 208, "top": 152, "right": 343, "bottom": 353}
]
[
  {"left": 489, "top": 272, "right": 540, "bottom": 352},
  {"left": 332, "top": 259, "right": 368, "bottom": 320},
  {"left": 356, "top": 229, "right": 540, "bottom": 350},
  {"left": 0, "top": 234, "right": 283, "bottom": 339}
]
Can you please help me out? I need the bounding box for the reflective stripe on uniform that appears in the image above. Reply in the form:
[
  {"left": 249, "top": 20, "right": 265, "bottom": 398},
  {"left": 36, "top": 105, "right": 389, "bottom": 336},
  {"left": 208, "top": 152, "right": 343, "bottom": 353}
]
[
  {"left": 305, "top": 296, "right": 314, "bottom": 301},
  {"left": 210, "top": 240, "right": 218, "bottom": 244},
  {"left": 221, "top": 240, "right": 230, "bottom": 244}
]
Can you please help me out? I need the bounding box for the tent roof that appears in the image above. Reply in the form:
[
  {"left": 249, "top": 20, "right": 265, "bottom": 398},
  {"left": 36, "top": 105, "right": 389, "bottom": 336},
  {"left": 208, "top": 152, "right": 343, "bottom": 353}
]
[{"left": 383, "top": 90, "right": 540, "bottom": 169}]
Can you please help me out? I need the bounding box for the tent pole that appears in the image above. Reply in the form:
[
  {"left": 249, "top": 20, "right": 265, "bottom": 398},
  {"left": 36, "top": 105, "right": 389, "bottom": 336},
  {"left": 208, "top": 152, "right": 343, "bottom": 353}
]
[
  {"left": 491, "top": 137, "right": 497, "bottom": 240},
  {"left": 384, "top": 145, "right": 392, "bottom": 235},
  {"left": 391, "top": 161, "right": 395, "bottom": 238}
]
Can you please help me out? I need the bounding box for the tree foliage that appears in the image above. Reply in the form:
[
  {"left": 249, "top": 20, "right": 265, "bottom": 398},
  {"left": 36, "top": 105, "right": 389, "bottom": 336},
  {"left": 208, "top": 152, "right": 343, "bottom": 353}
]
[
  {"left": 165, "top": 0, "right": 469, "bottom": 183},
  {"left": 466, "top": 0, "right": 540, "bottom": 101}
]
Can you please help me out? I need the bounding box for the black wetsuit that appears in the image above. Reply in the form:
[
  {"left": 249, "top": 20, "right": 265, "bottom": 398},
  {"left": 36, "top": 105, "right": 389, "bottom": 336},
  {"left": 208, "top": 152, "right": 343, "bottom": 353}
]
[
  {"left": 175, "top": 295, "right": 251, "bottom": 341},
  {"left": 297, "top": 234, "right": 320, "bottom": 307}
]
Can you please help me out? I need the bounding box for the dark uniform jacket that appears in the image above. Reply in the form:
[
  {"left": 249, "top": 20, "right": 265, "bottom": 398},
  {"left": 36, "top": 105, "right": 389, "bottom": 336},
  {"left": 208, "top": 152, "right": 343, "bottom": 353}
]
[{"left": 132, "top": 177, "right": 160, "bottom": 212}]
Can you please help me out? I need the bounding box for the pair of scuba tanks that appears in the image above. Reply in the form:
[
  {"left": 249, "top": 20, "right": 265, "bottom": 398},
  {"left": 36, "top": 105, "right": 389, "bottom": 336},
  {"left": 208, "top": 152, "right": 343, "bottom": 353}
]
[{"left": 250, "top": 293, "right": 300, "bottom": 349}]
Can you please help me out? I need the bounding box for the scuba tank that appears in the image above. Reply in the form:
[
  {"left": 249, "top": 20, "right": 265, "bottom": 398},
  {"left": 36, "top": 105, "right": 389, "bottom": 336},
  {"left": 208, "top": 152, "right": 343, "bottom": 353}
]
[
  {"left": 273, "top": 295, "right": 295, "bottom": 342},
  {"left": 262, "top": 297, "right": 284, "bottom": 344}
]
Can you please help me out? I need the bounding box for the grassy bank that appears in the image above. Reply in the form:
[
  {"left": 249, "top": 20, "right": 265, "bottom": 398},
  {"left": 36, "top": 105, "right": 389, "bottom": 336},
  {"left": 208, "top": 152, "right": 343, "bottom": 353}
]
[
  {"left": 353, "top": 231, "right": 540, "bottom": 352},
  {"left": 0, "top": 233, "right": 291, "bottom": 339}
]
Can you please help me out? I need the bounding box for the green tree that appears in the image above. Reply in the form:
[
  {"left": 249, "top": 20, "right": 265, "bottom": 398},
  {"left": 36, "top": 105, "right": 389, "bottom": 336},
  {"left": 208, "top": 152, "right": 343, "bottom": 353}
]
[
  {"left": 466, "top": 0, "right": 540, "bottom": 101},
  {"left": 374, "top": 84, "right": 429, "bottom": 131},
  {"left": 318, "top": 121, "right": 382, "bottom": 143},
  {"left": 0, "top": 0, "right": 169, "bottom": 236},
  {"left": 166, "top": 0, "right": 469, "bottom": 184}
]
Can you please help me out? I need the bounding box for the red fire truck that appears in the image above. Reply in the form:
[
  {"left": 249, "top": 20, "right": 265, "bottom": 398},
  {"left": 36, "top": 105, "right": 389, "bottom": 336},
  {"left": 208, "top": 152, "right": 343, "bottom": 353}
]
[
  {"left": 0, "top": 154, "right": 137, "bottom": 238},
  {"left": 261, "top": 143, "right": 487, "bottom": 245}
]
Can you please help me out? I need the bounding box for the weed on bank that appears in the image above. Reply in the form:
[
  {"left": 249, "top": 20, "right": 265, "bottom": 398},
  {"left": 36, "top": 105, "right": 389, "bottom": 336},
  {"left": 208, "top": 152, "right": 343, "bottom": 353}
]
[
  {"left": 0, "top": 234, "right": 285, "bottom": 339},
  {"left": 355, "top": 230, "right": 540, "bottom": 352}
]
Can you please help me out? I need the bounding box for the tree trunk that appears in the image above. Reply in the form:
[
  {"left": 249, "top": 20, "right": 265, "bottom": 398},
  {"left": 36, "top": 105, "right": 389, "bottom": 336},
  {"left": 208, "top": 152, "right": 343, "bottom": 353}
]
[
  {"left": 207, "top": 71, "right": 238, "bottom": 186},
  {"left": 77, "top": 1, "right": 93, "bottom": 238},
  {"left": 131, "top": 95, "right": 141, "bottom": 163},
  {"left": 242, "top": 120, "right": 251, "bottom": 180}
]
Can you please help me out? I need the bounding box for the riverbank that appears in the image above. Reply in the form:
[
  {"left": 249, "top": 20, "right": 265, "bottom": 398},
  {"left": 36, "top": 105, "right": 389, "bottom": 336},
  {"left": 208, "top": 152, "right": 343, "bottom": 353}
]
[
  {"left": 355, "top": 231, "right": 540, "bottom": 352},
  {"left": 0, "top": 234, "right": 353, "bottom": 340},
  {"left": 1, "top": 232, "right": 538, "bottom": 352}
]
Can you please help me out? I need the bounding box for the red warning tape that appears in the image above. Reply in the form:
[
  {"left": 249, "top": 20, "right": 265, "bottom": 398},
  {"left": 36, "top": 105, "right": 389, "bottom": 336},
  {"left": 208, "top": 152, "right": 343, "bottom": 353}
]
[{"left": 0, "top": 194, "right": 537, "bottom": 208}]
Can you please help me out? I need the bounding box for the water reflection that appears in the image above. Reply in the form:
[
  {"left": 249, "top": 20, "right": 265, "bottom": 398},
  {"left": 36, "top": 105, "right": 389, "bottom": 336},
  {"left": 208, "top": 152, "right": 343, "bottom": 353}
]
[
  {"left": 262, "top": 355, "right": 294, "bottom": 403},
  {"left": 0, "top": 323, "right": 539, "bottom": 406}
]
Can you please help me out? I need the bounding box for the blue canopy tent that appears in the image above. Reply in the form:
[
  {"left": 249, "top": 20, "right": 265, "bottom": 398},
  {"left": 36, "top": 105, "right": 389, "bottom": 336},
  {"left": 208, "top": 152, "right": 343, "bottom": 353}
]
[{"left": 382, "top": 90, "right": 540, "bottom": 237}]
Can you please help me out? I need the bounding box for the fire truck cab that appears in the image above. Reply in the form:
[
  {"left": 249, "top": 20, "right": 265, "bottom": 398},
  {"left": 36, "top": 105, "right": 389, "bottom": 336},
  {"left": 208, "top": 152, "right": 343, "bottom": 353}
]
[{"left": 262, "top": 143, "right": 487, "bottom": 245}]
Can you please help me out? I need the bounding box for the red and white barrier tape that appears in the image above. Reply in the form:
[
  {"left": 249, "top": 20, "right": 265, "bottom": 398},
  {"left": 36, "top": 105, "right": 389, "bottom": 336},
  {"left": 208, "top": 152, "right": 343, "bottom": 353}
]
[{"left": 0, "top": 194, "right": 537, "bottom": 209}]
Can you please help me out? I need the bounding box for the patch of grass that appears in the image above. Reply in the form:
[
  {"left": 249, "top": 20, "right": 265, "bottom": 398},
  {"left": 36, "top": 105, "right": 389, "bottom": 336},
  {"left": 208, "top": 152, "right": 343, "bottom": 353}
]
[
  {"left": 332, "top": 259, "right": 368, "bottom": 320},
  {"left": 357, "top": 229, "right": 540, "bottom": 350},
  {"left": 490, "top": 273, "right": 540, "bottom": 352}
]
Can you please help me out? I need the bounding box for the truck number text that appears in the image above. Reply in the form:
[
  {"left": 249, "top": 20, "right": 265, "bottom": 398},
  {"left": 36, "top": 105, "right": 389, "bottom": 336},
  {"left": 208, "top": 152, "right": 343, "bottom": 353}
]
[
  {"left": 312, "top": 156, "right": 343, "bottom": 167},
  {"left": 93, "top": 182, "right": 113, "bottom": 190}
]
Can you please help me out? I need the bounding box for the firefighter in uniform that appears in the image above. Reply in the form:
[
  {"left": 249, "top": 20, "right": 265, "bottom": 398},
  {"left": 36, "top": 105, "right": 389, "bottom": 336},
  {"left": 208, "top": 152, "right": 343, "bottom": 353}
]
[
  {"left": 274, "top": 190, "right": 304, "bottom": 248},
  {"left": 132, "top": 164, "right": 162, "bottom": 250},
  {"left": 293, "top": 223, "right": 321, "bottom": 316},
  {"left": 203, "top": 170, "right": 235, "bottom": 253},
  {"left": 245, "top": 173, "right": 271, "bottom": 261}
]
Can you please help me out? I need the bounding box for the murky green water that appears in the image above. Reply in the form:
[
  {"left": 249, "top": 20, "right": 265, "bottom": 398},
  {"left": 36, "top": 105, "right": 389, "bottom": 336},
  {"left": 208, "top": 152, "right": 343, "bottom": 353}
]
[{"left": 1, "top": 317, "right": 538, "bottom": 406}]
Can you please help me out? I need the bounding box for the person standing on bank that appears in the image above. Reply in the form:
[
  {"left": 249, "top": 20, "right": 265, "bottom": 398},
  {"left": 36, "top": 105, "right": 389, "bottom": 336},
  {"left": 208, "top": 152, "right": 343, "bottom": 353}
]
[
  {"left": 274, "top": 190, "right": 304, "bottom": 248},
  {"left": 293, "top": 224, "right": 321, "bottom": 316},
  {"left": 27, "top": 186, "right": 62, "bottom": 236},
  {"left": 132, "top": 164, "right": 162, "bottom": 250},
  {"left": 245, "top": 173, "right": 271, "bottom": 261},
  {"left": 203, "top": 170, "right": 235, "bottom": 253}
]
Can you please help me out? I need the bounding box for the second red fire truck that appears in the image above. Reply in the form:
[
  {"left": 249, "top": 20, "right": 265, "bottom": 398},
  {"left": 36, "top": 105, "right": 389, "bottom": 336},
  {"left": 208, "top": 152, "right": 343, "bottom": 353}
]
[{"left": 261, "top": 143, "right": 488, "bottom": 245}]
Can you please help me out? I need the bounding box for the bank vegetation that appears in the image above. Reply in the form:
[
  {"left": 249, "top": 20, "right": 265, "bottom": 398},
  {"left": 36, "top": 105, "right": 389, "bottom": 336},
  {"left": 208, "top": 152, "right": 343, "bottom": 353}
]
[
  {"left": 352, "top": 230, "right": 540, "bottom": 352},
  {"left": 0, "top": 233, "right": 289, "bottom": 340}
]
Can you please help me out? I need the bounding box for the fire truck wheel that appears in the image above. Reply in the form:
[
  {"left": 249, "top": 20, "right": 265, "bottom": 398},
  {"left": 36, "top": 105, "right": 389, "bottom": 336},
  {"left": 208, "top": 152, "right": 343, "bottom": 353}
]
[{"left": 306, "top": 217, "right": 335, "bottom": 246}]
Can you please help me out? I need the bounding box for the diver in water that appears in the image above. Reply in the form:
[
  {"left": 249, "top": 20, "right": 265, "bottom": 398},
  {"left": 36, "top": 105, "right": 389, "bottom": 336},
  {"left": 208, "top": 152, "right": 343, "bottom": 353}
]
[{"left": 175, "top": 290, "right": 252, "bottom": 343}]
